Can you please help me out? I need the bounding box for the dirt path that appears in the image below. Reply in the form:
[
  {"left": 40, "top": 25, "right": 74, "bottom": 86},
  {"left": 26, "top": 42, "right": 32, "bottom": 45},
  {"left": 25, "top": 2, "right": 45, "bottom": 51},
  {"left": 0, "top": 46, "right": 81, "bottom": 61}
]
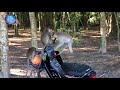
[{"left": 8, "top": 28, "right": 120, "bottom": 78}]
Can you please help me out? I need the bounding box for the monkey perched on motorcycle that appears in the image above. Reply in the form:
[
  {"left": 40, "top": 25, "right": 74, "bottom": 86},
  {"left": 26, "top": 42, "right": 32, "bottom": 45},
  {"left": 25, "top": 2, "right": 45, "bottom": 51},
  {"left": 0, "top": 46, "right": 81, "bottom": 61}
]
[
  {"left": 41, "top": 28, "right": 55, "bottom": 46},
  {"left": 26, "top": 47, "right": 41, "bottom": 78}
]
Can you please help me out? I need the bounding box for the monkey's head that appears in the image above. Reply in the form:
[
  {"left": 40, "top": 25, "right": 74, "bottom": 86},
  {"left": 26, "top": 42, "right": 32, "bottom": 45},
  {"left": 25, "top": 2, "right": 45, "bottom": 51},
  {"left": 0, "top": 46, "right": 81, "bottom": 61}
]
[
  {"left": 52, "top": 32, "right": 60, "bottom": 38},
  {"left": 47, "top": 28, "right": 55, "bottom": 36},
  {"left": 47, "top": 28, "right": 54, "bottom": 34},
  {"left": 26, "top": 47, "right": 37, "bottom": 59}
]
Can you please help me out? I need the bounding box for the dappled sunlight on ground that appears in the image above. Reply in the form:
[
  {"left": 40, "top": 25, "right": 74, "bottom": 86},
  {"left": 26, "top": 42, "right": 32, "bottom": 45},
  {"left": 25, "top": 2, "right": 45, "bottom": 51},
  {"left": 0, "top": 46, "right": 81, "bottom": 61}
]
[
  {"left": 8, "top": 28, "right": 120, "bottom": 78},
  {"left": 10, "top": 68, "right": 26, "bottom": 76},
  {"left": 73, "top": 47, "right": 98, "bottom": 52}
]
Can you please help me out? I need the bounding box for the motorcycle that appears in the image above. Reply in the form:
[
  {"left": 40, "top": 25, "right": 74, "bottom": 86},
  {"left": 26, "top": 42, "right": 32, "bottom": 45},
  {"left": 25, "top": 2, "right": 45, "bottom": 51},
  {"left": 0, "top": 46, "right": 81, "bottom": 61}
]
[{"left": 28, "top": 45, "right": 96, "bottom": 78}]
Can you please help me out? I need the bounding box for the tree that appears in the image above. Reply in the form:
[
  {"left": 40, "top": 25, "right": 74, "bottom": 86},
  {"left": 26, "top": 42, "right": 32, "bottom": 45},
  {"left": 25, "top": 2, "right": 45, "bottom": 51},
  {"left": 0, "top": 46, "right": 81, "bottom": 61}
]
[
  {"left": 109, "top": 12, "right": 117, "bottom": 39},
  {"left": 105, "top": 12, "right": 112, "bottom": 37},
  {"left": 81, "top": 12, "right": 89, "bottom": 30},
  {"left": 13, "top": 12, "right": 19, "bottom": 36},
  {"left": 62, "top": 12, "right": 65, "bottom": 29},
  {"left": 99, "top": 12, "right": 107, "bottom": 53},
  {"left": 37, "top": 12, "right": 41, "bottom": 32},
  {"left": 0, "top": 12, "right": 10, "bottom": 78},
  {"left": 29, "top": 12, "right": 38, "bottom": 49},
  {"left": 114, "top": 12, "right": 120, "bottom": 52}
]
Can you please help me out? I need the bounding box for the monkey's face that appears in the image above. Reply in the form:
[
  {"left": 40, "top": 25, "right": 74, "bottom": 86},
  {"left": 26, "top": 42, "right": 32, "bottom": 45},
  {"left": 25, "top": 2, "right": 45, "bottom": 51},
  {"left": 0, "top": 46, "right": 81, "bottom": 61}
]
[
  {"left": 26, "top": 47, "right": 37, "bottom": 60},
  {"left": 47, "top": 28, "right": 54, "bottom": 36}
]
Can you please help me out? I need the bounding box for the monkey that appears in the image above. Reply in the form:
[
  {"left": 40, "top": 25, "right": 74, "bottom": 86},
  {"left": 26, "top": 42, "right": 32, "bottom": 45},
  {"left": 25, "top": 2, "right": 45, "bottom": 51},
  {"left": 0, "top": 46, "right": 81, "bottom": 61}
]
[
  {"left": 41, "top": 28, "right": 55, "bottom": 46},
  {"left": 26, "top": 47, "right": 38, "bottom": 77},
  {"left": 53, "top": 32, "right": 73, "bottom": 54}
]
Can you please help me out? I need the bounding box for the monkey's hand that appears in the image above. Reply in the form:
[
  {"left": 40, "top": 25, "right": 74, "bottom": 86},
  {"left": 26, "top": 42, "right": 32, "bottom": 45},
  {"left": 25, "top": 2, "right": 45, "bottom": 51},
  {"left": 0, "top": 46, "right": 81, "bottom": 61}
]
[{"left": 53, "top": 38, "right": 56, "bottom": 44}]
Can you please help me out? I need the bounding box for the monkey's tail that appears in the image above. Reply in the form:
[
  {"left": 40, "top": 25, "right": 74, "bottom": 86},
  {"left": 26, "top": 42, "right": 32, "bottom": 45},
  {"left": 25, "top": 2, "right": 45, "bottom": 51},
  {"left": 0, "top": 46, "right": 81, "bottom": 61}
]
[{"left": 25, "top": 58, "right": 30, "bottom": 78}]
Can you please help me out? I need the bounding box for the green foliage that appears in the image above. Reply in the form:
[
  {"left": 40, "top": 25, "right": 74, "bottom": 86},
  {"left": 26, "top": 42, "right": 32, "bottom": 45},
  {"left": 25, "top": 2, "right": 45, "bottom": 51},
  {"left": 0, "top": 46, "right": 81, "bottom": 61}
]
[
  {"left": 88, "top": 12, "right": 100, "bottom": 26},
  {"left": 73, "top": 37, "right": 81, "bottom": 46},
  {"left": 57, "top": 28, "right": 65, "bottom": 32},
  {"left": 7, "top": 12, "right": 100, "bottom": 32},
  {"left": 53, "top": 20, "right": 60, "bottom": 29},
  {"left": 67, "top": 12, "right": 82, "bottom": 29},
  {"left": 117, "top": 12, "right": 120, "bottom": 22},
  {"left": 69, "top": 12, "right": 82, "bottom": 23},
  {"left": 72, "top": 32, "right": 82, "bottom": 46}
]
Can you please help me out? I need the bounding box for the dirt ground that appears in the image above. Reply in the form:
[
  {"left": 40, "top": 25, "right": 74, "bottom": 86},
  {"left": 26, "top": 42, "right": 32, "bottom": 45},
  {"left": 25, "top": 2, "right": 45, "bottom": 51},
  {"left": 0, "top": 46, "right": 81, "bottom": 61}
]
[{"left": 8, "top": 28, "right": 120, "bottom": 78}]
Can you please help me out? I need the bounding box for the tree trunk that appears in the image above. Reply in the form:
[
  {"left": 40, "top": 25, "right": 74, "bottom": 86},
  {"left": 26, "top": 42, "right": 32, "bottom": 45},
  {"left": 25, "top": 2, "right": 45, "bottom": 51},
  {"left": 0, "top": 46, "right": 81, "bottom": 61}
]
[
  {"left": 114, "top": 12, "right": 120, "bottom": 52},
  {"left": 17, "top": 12, "right": 22, "bottom": 29},
  {"left": 14, "top": 24, "right": 19, "bottom": 36},
  {"left": 0, "top": 12, "right": 10, "bottom": 78},
  {"left": 67, "top": 12, "right": 70, "bottom": 21},
  {"left": 99, "top": 12, "right": 107, "bottom": 54},
  {"left": 62, "top": 12, "right": 65, "bottom": 29},
  {"left": 38, "top": 12, "right": 41, "bottom": 32},
  {"left": 82, "top": 12, "right": 88, "bottom": 30},
  {"left": 109, "top": 12, "right": 117, "bottom": 39},
  {"left": 29, "top": 12, "right": 38, "bottom": 49},
  {"left": 13, "top": 12, "right": 19, "bottom": 36},
  {"left": 53, "top": 12, "right": 56, "bottom": 30},
  {"left": 105, "top": 12, "right": 112, "bottom": 37}
]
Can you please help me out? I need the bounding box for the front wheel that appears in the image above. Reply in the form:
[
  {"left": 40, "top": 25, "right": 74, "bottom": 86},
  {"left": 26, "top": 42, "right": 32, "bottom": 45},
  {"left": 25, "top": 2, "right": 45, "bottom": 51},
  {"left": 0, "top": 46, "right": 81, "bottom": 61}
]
[
  {"left": 37, "top": 68, "right": 50, "bottom": 78},
  {"left": 29, "top": 69, "right": 38, "bottom": 78}
]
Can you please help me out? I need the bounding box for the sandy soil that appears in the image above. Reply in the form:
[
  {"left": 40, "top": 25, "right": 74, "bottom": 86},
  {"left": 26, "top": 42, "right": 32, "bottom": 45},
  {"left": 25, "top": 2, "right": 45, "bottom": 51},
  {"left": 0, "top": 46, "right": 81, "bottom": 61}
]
[{"left": 8, "top": 28, "right": 120, "bottom": 78}]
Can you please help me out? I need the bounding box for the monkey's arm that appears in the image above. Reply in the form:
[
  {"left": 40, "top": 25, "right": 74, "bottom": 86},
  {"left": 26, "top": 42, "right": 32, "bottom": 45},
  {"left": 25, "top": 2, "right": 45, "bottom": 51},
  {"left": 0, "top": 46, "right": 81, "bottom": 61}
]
[{"left": 53, "top": 38, "right": 57, "bottom": 44}]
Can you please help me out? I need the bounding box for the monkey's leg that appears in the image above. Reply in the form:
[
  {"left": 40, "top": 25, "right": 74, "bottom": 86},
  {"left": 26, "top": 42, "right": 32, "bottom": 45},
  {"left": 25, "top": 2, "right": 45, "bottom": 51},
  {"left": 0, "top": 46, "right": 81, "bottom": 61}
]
[
  {"left": 54, "top": 42, "right": 64, "bottom": 51},
  {"left": 68, "top": 43, "right": 73, "bottom": 53},
  {"left": 26, "top": 58, "right": 30, "bottom": 78}
]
